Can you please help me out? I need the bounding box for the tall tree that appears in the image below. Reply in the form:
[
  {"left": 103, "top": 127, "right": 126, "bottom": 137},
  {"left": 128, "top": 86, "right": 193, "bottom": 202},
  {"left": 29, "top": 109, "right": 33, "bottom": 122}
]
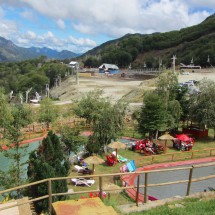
[
  {"left": 38, "top": 98, "right": 58, "bottom": 129},
  {"left": 74, "top": 90, "right": 127, "bottom": 152},
  {"left": 138, "top": 91, "right": 167, "bottom": 138},
  {"left": 90, "top": 99, "right": 127, "bottom": 152},
  {"left": 28, "top": 131, "right": 69, "bottom": 214},
  {"left": 0, "top": 103, "right": 33, "bottom": 194},
  {"left": 189, "top": 79, "right": 215, "bottom": 139},
  {"left": 60, "top": 125, "right": 87, "bottom": 156}
]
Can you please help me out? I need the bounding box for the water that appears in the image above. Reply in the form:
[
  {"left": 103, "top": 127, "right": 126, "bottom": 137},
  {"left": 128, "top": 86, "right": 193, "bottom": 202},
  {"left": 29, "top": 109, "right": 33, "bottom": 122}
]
[
  {"left": 137, "top": 165, "right": 215, "bottom": 199},
  {"left": 0, "top": 140, "right": 41, "bottom": 173}
]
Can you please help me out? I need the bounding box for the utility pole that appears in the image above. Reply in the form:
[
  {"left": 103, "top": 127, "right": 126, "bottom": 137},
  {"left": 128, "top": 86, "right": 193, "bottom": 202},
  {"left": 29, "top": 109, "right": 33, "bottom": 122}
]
[{"left": 171, "top": 55, "right": 177, "bottom": 73}]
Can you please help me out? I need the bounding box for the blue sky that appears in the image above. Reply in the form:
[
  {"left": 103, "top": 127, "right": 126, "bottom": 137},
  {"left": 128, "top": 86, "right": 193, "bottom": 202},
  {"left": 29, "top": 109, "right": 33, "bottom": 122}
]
[{"left": 0, "top": 0, "right": 214, "bottom": 54}]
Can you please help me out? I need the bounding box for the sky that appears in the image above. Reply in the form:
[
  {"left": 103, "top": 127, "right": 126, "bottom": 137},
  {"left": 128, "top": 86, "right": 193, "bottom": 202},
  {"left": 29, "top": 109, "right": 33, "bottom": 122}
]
[{"left": 0, "top": 0, "right": 214, "bottom": 54}]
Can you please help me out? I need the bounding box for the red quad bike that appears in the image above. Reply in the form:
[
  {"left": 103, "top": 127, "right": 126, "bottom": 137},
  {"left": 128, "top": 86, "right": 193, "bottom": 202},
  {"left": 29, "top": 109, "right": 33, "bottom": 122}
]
[
  {"left": 173, "top": 134, "right": 194, "bottom": 151},
  {"left": 134, "top": 139, "right": 164, "bottom": 155}
]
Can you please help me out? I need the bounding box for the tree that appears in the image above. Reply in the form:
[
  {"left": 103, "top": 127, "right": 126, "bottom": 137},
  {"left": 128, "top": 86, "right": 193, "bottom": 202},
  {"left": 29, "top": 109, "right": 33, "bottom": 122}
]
[
  {"left": 38, "top": 98, "right": 58, "bottom": 129},
  {"left": 74, "top": 90, "right": 127, "bottom": 152},
  {"left": 138, "top": 91, "right": 167, "bottom": 138},
  {"left": 0, "top": 103, "right": 33, "bottom": 194},
  {"left": 90, "top": 99, "right": 127, "bottom": 152},
  {"left": 189, "top": 79, "right": 215, "bottom": 139},
  {"left": 60, "top": 125, "right": 87, "bottom": 156},
  {"left": 28, "top": 131, "right": 69, "bottom": 214},
  {"left": 0, "top": 88, "right": 13, "bottom": 134},
  {"left": 73, "top": 89, "right": 106, "bottom": 125}
]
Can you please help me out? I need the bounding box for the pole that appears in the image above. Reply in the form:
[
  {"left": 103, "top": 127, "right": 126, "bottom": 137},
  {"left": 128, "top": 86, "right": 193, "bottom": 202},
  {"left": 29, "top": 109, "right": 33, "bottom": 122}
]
[
  {"left": 48, "top": 179, "right": 52, "bottom": 214},
  {"left": 136, "top": 175, "right": 140, "bottom": 206},
  {"left": 186, "top": 166, "right": 194, "bottom": 196},
  {"left": 144, "top": 173, "right": 148, "bottom": 203},
  {"left": 99, "top": 176, "right": 103, "bottom": 199}
]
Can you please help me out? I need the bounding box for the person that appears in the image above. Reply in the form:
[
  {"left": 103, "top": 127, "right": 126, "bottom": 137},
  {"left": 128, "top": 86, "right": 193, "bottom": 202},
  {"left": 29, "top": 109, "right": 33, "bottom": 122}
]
[{"left": 145, "top": 139, "right": 155, "bottom": 154}]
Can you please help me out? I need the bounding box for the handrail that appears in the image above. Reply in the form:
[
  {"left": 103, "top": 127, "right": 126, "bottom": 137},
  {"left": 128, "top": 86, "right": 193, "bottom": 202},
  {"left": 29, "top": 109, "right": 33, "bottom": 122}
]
[{"left": 1, "top": 162, "right": 215, "bottom": 213}]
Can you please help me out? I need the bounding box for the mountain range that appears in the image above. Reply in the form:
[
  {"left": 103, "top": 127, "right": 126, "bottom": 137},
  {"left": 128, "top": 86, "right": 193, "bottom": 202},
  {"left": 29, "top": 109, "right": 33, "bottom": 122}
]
[
  {"left": 0, "top": 36, "right": 79, "bottom": 62},
  {"left": 1, "top": 13, "right": 215, "bottom": 65},
  {"left": 80, "top": 13, "right": 215, "bottom": 68}
]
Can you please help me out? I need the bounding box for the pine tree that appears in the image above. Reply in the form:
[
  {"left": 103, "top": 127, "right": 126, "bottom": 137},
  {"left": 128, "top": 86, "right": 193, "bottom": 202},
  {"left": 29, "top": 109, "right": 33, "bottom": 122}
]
[{"left": 27, "top": 131, "right": 69, "bottom": 214}]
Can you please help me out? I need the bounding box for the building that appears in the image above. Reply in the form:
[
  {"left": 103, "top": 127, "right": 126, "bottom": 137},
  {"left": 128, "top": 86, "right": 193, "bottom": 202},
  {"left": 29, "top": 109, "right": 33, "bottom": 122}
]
[
  {"left": 69, "top": 61, "right": 79, "bottom": 69},
  {"left": 99, "top": 63, "right": 119, "bottom": 74}
]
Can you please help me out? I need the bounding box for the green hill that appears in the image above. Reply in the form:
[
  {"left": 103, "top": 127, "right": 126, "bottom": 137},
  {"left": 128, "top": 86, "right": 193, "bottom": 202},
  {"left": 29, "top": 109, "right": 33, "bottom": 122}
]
[{"left": 80, "top": 14, "right": 215, "bottom": 69}]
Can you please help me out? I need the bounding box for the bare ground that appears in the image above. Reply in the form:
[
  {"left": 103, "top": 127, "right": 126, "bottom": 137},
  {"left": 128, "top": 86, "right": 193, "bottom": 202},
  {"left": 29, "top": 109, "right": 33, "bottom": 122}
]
[{"left": 50, "top": 70, "right": 215, "bottom": 103}]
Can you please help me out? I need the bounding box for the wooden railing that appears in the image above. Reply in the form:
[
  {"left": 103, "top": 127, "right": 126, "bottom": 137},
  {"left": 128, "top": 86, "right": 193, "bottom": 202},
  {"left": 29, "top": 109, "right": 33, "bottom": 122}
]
[
  {"left": 1, "top": 162, "right": 215, "bottom": 213},
  {"left": 134, "top": 148, "right": 215, "bottom": 167}
]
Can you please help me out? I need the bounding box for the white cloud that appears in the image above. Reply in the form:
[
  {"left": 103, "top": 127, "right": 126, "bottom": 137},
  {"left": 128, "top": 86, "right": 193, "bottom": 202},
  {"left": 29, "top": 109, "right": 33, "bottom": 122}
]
[
  {"left": 20, "top": 9, "right": 37, "bottom": 22},
  {"left": 56, "top": 19, "right": 66, "bottom": 30},
  {"left": 19, "top": 0, "right": 214, "bottom": 37},
  {"left": 0, "top": 0, "right": 214, "bottom": 52},
  {"left": 12, "top": 30, "right": 96, "bottom": 53},
  {"left": 0, "top": 20, "right": 18, "bottom": 38},
  {"left": 68, "top": 36, "right": 96, "bottom": 47}
]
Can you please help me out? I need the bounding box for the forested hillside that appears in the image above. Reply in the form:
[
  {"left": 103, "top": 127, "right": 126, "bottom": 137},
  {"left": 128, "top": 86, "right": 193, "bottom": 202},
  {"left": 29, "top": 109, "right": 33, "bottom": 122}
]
[
  {"left": 81, "top": 14, "right": 215, "bottom": 69},
  {"left": 0, "top": 57, "right": 70, "bottom": 96}
]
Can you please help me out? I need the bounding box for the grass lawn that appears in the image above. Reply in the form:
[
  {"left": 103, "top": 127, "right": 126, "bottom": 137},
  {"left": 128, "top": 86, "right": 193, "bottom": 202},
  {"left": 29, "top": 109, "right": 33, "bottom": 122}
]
[
  {"left": 67, "top": 129, "right": 215, "bottom": 209},
  {"left": 128, "top": 197, "right": 215, "bottom": 215}
]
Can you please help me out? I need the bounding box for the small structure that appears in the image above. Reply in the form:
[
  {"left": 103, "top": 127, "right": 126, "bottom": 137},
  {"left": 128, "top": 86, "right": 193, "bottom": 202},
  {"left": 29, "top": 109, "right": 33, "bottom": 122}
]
[
  {"left": 99, "top": 63, "right": 119, "bottom": 75},
  {"left": 69, "top": 61, "right": 79, "bottom": 69}
]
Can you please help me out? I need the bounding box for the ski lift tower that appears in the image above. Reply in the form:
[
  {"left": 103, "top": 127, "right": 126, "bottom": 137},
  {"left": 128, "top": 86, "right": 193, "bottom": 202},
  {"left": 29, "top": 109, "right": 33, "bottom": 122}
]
[
  {"left": 19, "top": 93, "right": 24, "bottom": 104},
  {"left": 45, "top": 84, "right": 49, "bottom": 98},
  {"left": 171, "top": 55, "right": 177, "bottom": 73},
  {"left": 25, "top": 88, "right": 32, "bottom": 103},
  {"left": 207, "top": 55, "right": 215, "bottom": 69},
  {"left": 75, "top": 64, "right": 79, "bottom": 85}
]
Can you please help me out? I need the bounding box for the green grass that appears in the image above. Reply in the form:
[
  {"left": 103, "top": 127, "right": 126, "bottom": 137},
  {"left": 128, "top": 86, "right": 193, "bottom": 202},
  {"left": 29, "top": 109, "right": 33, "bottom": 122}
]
[{"left": 128, "top": 198, "right": 215, "bottom": 215}]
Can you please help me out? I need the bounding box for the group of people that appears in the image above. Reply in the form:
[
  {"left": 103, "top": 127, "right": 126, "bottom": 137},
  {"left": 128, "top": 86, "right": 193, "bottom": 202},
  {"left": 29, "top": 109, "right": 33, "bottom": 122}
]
[
  {"left": 172, "top": 139, "right": 194, "bottom": 151},
  {"left": 132, "top": 138, "right": 164, "bottom": 155}
]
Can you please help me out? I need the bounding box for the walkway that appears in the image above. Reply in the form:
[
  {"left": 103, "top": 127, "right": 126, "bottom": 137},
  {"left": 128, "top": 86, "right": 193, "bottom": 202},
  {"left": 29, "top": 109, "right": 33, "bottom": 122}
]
[{"left": 122, "top": 157, "right": 215, "bottom": 202}]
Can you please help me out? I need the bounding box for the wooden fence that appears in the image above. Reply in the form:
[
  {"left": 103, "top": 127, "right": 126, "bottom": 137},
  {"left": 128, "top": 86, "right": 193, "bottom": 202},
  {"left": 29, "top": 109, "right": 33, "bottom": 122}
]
[
  {"left": 1, "top": 162, "right": 215, "bottom": 214},
  {"left": 134, "top": 148, "right": 215, "bottom": 167}
]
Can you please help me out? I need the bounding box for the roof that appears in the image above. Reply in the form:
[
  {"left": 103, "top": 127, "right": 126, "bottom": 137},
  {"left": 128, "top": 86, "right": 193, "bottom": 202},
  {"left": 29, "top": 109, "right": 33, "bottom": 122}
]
[
  {"left": 99, "top": 63, "right": 119, "bottom": 70},
  {"left": 69, "top": 61, "right": 78, "bottom": 65}
]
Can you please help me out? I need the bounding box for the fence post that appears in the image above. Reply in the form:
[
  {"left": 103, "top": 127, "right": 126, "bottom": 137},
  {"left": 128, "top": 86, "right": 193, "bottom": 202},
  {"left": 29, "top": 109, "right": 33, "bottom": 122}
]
[
  {"left": 144, "top": 173, "right": 148, "bottom": 203},
  {"left": 136, "top": 175, "right": 140, "bottom": 206},
  {"left": 210, "top": 149, "right": 213, "bottom": 157},
  {"left": 99, "top": 176, "right": 103, "bottom": 199},
  {"left": 191, "top": 152, "right": 194, "bottom": 159},
  {"left": 186, "top": 166, "right": 194, "bottom": 196},
  {"left": 171, "top": 154, "right": 174, "bottom": 161},
  {"left": 48, "top": 179, "right": 52, "bottom": 214}
]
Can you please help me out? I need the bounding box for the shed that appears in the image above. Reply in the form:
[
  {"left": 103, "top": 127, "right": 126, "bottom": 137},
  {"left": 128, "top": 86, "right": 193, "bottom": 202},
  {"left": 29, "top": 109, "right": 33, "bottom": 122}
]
[
  {"left": 99, "top": 63, "right": 119, "bottom": 74},
  {"left": 69, "top": 61, "right": 79, "bottom": 69}
]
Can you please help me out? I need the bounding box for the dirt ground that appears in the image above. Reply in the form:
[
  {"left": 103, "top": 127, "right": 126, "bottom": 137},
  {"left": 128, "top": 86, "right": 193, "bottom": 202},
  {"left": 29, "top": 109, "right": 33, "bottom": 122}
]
[{"left": 50, "top": 69, "right": 215, "bottom": 104}]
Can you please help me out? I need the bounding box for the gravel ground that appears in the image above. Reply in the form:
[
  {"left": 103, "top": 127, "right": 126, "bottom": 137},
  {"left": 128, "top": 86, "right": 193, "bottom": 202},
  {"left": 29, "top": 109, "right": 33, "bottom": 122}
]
[{"left": 50, "top": 69, "right": 215, "bottom": 103}]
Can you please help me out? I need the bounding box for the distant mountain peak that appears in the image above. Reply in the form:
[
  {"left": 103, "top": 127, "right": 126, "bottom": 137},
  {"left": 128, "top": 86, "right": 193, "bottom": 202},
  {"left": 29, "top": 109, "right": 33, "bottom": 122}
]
[{"left": 0, "top": 37, "right": 80, "bottom": 62}]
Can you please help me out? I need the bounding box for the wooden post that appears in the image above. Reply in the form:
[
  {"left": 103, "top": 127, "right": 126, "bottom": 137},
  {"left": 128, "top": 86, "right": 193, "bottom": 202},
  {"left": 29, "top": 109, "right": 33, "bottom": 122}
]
[
  {"left": 164, "top": 140, "right": 167, "bottom": 154},
  {"left": 144, "top": 173, "right": 148, "bottom": 203},
  {"left": 48, "top": 179, "right": 52, "bottom": 214},
  {"left": 136, "top": 175, "right": 140, "bottom": 206},
  {"left": 186, "top": 166, "right": 194, "bottom": 196},
  {"left": 191, "top": 152, "right": 194, "bottom": 159},
  {"left": 99, "top": 176, "right": 103, "bottom": 199},
  {"left": 171, "top": 154, "right": 174, "bottom": 161}
]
